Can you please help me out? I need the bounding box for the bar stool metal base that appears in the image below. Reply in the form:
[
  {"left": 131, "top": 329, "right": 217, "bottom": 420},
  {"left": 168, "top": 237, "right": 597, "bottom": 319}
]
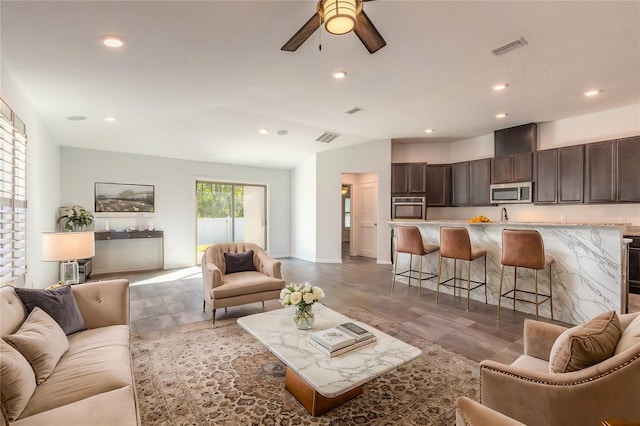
[
  {"left": 497, "top": 265, "right": 554, "bottom": 320},
  {"left": 435, "top": 257, "right": 487, "bottom": 311},
  {"left": 391, "top": 253, "right": 438, "bottom": 299}
]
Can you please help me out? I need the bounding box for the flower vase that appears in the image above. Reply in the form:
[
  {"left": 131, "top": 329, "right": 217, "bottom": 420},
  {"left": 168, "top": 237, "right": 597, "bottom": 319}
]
[{"left": 293, "top": 304, "right": 315, "bottom": 330}]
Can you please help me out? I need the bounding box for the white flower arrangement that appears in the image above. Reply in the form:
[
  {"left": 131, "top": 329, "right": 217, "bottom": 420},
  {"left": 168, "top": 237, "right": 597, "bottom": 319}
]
[{"left": 280, "top": 282, "right": 325, "bottom": 309}]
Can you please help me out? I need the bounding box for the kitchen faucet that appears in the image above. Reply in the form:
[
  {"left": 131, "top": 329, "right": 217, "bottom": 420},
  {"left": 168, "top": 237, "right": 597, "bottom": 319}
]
[{"left": 501, "top": 207, "right": 509, "bottom": 222}]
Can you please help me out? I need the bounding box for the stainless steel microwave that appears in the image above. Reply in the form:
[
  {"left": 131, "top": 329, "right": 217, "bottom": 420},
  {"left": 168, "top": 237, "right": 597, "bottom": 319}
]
[
  {"left": 490, "top": 182, "right": 533, "bottom": 204},
  {"left": 392, "top": 197, "right": 426, "bottom": 220}
]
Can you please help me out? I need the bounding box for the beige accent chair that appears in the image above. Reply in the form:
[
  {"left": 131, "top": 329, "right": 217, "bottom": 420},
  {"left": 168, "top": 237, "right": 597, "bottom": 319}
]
[
  {"left": 456, "top": 396, "right": 525, "bottom": 426},
  {"left": 475, "top": 312, "right": 640, "bottom": 426},
  {"left": 202, "top": 242, "right": 285, "bottom": 325}
]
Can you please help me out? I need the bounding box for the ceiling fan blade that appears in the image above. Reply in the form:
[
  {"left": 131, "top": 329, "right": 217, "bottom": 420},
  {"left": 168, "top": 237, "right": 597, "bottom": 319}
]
[
  {"left": 281, "top": 12, "right": 322, "bottom": 52},
  {"left": 354, "top": 10, "right": 386, "bottom": 54}
]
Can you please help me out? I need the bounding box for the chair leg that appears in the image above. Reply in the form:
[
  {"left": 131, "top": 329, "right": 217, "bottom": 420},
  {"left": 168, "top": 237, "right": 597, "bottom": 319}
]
[
  {"left": 512, "top": 267, "right": 517, "bottom": 312},
  {"left": 498, "top": 265, "right": 505, "bottom": 319},
  {"left": 203, "top": 300, "right": 206, "bottom": 312},
  {"left": 212, "top": 309, "right": 216, "bottom": 327},
  {"left": 453, "top": 259, "right": 457, "bottom": 297},
  {"left": 484, "top": 255, "right": 488, "bottom": 304},
  {"left": 466, "top": 260, "right": 471, "bottom": 312},
  {"left": 535, "top": 269, "right": 539, "bottom": 320},
  {"left": 549, "top": 263, "right": 554, "bottom": 320},
  {"left": 225, "top": 307, "right": 228, "bottom": 313},
  {"left": 408, "top": 254, "right": 413, "bottom": 287},
  {"left": 391, "top": 251, "right": 399, "bottom": 293},
  {"left": 262, "top": 300, "right": 265, "bottom": 309},
  {"left": 436, "top": 255, "right": 443, "bottom": 303},
  {"left": 418, "top": 255, "right": 423, "bottom": 299}
]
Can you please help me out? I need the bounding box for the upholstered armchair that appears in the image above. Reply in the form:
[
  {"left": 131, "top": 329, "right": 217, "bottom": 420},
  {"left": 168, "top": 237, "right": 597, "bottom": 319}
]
[
  {"left": 456, "top": 396, "right": 525, "bottom": 426},
  {"left": 202, "top": 242, "right": 285, "bottom": 325},
  {"left": 476, "top": 312, "right": 640, "bottom": 426}
]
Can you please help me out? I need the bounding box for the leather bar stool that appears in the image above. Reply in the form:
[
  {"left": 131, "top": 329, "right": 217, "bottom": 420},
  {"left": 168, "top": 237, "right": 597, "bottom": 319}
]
[
  {"left": 436, "top": 226, "right": 487, "bottom": 311},
  {"left": 392, "top": 226, "right": 440, "bottom": 299},
  {"left": 498, "top": 229, "right": 554, "bottom": 320}
]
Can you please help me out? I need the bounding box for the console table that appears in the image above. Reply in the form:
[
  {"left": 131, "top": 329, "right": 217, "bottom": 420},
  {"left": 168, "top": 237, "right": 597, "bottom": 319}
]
[{"left": 93, "top": 230, "right": 164, "bottom": 274}]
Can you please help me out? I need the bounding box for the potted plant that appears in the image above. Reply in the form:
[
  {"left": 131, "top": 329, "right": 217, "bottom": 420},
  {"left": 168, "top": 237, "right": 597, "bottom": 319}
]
[{"left": 58, "top": 205, "right": 94, "bottom": 231}]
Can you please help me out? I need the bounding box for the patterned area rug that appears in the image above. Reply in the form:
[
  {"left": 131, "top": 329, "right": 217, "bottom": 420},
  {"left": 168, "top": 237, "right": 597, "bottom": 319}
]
[{"left": 132, "top": 307, "right": 479, "bottom": 425}]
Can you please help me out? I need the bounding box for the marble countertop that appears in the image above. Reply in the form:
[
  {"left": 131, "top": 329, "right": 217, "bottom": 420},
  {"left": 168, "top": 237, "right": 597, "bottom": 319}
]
[{"left": 388, "top": 219, "right": 631, "bottom": 229}]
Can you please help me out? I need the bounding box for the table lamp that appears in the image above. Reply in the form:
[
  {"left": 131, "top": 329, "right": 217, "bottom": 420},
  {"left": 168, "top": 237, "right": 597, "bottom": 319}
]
[{"left": 41, "top": 231, "right": 95, "bottom": 284}]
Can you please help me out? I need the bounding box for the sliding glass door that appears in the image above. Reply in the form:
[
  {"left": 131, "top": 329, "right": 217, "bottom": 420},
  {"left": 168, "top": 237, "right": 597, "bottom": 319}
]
[{"left": 196, "top": 181, "right": 266, "bottom": 263}]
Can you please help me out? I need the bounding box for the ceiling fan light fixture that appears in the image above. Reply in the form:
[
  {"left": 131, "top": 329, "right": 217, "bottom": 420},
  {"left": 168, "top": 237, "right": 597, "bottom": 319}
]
[{"left": 322, "top": 0, "right": 358, "bottom": 35}]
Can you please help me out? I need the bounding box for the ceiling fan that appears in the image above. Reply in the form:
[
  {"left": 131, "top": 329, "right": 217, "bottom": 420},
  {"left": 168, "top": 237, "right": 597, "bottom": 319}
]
[{"left": 281, "top": 0, "right": 386, "bottom": 54}]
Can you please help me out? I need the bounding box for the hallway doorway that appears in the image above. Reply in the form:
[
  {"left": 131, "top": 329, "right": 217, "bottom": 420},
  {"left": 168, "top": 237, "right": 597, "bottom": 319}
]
[{"left": 341, "top": 173, "right": 378, "bottom": 260}]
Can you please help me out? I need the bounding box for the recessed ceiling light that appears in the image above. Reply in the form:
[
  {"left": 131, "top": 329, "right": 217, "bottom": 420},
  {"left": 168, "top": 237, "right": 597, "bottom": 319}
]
[
  {"left": 492, "top": 83, "right": 509, "bottom": 91},
  {"left": 332, "top": 70, "right": 347, "bottom": 79},
  {"left": 258, "top": 128, "right": 269, "bottom": 135},
  {"left": 100, "top": 35, "right": 125, "bottom": 48},
  {"left": 495, "top": 112, "right": 509, "bottom": 118},
  {"left": 424, "top": 128, "right": 435, "bottom": 134},
  {"left": 67, "top": 116, "right": 87, "bottom": 121},
  {"left": 584, "top": 89, "right": 602, "bottom": 97},
  {"left": 104, "top": 116, "right": 116, "bottom": 122}
]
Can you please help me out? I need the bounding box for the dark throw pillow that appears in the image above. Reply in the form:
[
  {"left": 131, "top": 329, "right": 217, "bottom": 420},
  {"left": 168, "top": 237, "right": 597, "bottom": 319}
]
[
  {"left": 224, "top": 250, "right": 256, "bottom": 274},
  {"left": 14, "top": 285, "right": 86, "bottom": 335}
]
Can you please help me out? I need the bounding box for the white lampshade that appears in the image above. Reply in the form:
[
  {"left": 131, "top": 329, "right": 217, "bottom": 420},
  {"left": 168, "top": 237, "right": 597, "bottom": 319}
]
[
  {"left": 322, "top": 0, "right": 357, "bottom": 35},
  {"left": 41, "top": 231, "right": 95, "bottom": 261}
]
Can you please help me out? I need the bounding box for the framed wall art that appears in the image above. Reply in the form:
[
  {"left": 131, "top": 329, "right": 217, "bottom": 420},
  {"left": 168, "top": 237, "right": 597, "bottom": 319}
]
[{"left": 95, "top": 182, "right": 155, "bottom": 212}]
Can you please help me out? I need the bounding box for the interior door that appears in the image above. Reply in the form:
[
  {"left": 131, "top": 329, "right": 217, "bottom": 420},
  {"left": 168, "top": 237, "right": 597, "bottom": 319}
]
[{"left": 356, "top": 182, "right": 378, "bottom": 258}]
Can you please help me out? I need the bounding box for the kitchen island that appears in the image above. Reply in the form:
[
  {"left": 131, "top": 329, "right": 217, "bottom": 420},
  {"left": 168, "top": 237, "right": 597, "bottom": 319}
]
[{"left": 388, "top": 220, "right": 628, "bottom": 324}]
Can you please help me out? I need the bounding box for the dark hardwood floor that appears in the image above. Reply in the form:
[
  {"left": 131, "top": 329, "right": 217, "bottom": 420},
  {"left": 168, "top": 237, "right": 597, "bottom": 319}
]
[{"left": 93, "top": 255, "right": 640, "bottom": 365}]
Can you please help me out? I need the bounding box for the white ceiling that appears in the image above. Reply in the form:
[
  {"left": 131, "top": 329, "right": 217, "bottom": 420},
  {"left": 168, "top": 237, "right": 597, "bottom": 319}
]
[{"left": 2, "top": 1, "right": 639, "bottom": 170}]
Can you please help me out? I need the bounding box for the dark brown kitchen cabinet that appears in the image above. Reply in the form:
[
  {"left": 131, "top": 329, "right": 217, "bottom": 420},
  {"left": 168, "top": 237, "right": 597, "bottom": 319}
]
[
  {"left": 536, "top": 146, "right": 584, "bottom": 204},
  {"left": 391, "top": 163, "right": 409, "bottom": 195},
  {"left": 452, "top": 162, "right": 470, "bottom": 206},
  {"left": 585, "top": 140, "right": 617, "bottom": 203},
  {"left": 391, "top": 163, "right": 426, "bottom": 196},
  {"left": 470, "top": 158, "right": 491, "bottom": 206},
  {"left": 617, "top": 136, "right": 640, "bottom": 202},
  {"left": 408, "top": 163, "right": 427, "bottom": 193},
  {"left": 491, "top": 152, "right": 532, "bottom": 184},
  {"left": 426, "top": 164, "right": 451, "bottom": 207},
  {"left": 558, "top": 145, "right": 584, "bottom": 203},
  {"left": 535, "top": 149, "right": 558, "bottom": 204}
]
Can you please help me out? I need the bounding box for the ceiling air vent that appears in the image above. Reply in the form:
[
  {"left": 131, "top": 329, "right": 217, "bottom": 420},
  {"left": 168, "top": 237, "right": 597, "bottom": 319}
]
[
  {"left": 315, "top": 131, "right": 340, "bottom": 143},
  {"left": 345, "top": 107, "right": 363, "bottom": 115},
  {"left": 491, "top": 37, "right": 528, "bottom": 56}
]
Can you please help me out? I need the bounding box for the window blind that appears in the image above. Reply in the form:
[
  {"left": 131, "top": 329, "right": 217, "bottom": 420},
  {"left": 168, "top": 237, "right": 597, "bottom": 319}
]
[{"left": 0, "top": 98, "right": 27, "bottom": 285}]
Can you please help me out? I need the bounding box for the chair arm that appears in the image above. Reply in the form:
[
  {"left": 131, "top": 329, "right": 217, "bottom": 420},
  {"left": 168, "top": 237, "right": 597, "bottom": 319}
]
[
  {"left": 203, "top": 262, "right": 223, "bottom": 288},
  {"left": 523, "top": 318, "right": 567, "bottom": 361},
  {"left": 255, "top": 250, "right": 282, "bottom": 279},
  {"left": 480, "top": 349, "right": 640, "bottom": 426},
  {"left": 71, "top": 279, "right": 130, "bottom": 328},
  {"left": 456, "top": 396, "right": 525, "bottom": 426}
]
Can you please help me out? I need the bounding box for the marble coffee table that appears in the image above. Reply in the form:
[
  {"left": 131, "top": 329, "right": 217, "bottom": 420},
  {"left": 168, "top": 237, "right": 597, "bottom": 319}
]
[{"left": 237, "top": 304, "right": 421, "bottom": 416}]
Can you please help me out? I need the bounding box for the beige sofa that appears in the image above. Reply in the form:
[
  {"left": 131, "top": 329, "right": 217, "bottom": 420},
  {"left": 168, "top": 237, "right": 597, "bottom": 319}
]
[
  {"left": 1, "top": 280, "right": 139, "bottom": 426},
  {"left": 202, "top": 242, "right": 285, "bottom": 325},
  {"left": 474, "top": 312, "right": 640, "bottom": 426}
]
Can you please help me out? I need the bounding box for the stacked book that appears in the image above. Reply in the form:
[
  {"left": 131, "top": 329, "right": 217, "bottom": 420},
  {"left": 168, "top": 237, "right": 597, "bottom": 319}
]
[{"left": 308, "top": 322, "right": 376, "bottom": 357}]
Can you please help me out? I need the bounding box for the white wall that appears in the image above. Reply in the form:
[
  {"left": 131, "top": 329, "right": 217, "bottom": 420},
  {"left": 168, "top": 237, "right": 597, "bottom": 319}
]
[
  {"left": 1, "top": 66, "right": 61, "bottom": 288},
  {"left": 315, "top": 139, "right": 392, "bottom": 264},
  {"left": 538, "top": 103, "right": 640, "bottom": 149},
  {"left": 291, "top": 154, "right": 317, "bottom": 262},
  {"left": 60, "top": 147, "right": 291, "bottom": 270},
  {"left": 392, "top": 103, "right": 640, "bottom": 226}
]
